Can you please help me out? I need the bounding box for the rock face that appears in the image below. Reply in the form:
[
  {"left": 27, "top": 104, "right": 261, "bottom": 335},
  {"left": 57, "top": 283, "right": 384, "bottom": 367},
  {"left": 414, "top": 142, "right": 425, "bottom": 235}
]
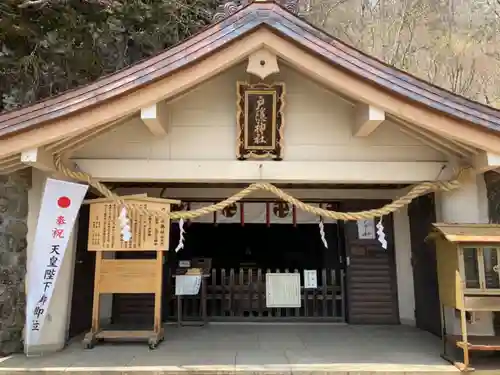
[{"left": 0, "top": 170, "right": 30, "bottom": 355}]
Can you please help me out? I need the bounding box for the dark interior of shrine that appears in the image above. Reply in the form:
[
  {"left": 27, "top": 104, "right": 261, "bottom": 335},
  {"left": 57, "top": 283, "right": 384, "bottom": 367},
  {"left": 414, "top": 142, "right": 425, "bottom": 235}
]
[{"left": 169, "top": 222, "right": 343, "bottom": 271}]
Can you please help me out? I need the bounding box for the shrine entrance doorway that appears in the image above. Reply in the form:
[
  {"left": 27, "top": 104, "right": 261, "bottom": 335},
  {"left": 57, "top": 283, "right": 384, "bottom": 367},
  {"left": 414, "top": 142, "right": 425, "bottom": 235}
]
[
  {"left": 105, "top": 185, "right": 401, "bottom": 327},
  {"left": 167, "top": 221, "right": 346, "bottom": 323},
  {"left": 112, "top": 201, "right": 346, "bottom": 325}
]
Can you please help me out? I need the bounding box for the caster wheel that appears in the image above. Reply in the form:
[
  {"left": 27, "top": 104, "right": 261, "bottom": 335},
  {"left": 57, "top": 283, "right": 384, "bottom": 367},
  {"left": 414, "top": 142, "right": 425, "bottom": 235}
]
[
  {"left": 148, "top": 337, "right": 158, "bottom": 350},
  {"left": 82, "top": 338, "right": 94, "bottom": 349}
]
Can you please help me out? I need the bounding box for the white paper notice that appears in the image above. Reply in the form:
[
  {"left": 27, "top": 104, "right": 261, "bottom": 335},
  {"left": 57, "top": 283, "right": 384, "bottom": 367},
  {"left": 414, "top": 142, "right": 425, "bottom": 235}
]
[
  {"left": 357, "top": 219, "right": 376, "bottom": 239},
  {"left": 25, "top": 178, "right": 88, "bottom": 350},
  {"left": 175, "top": 275, "right": 202, "bottom": 295},
  {"left": 266, "top": 273, "right": 301, "bottom": 308},
  {"left": 303, "top": 270, "right": 317, "bottom": 289}
]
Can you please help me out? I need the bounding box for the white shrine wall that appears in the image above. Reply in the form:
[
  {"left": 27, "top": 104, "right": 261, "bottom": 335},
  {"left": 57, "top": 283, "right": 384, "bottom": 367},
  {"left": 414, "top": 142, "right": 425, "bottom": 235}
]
[{"left": 72, "top": 63, "right": 445, "bottom": 166}]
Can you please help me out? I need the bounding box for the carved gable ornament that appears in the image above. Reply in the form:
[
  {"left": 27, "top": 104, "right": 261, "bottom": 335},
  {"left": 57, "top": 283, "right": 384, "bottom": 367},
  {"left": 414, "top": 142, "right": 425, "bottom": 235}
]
[{"left": 236, "top": 82, "right": 285, "bottom": 160}]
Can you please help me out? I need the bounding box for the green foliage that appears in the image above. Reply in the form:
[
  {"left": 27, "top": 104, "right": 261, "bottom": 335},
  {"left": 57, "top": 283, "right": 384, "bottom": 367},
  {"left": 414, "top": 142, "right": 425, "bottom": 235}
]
[{"left": 0, "top": 0, "right": 218, "bottom": 111}]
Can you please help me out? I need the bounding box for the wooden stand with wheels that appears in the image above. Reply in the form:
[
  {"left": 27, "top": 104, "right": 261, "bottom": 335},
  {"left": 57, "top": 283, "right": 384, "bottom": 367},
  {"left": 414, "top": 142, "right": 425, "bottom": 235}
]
[
  {"left": 430, "top": 223, "right": 500, "bottom": 372},
  {"left": 81, "top": 195, "right": 180, "bottom": 350}
]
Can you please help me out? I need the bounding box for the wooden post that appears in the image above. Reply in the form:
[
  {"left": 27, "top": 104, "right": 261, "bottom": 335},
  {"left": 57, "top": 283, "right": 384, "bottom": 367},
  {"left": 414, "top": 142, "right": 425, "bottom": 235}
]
[
  {"left": 91, "top": 251, "right": 103, "bottom": 333},
  {"left": 154, "top": 250, "right": 163, "bottom": 334}
]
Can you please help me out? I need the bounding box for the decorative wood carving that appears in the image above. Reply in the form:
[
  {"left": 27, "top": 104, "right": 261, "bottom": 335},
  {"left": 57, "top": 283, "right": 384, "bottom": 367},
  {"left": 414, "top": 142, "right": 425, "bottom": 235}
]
[
  {"left": 213, "top": 1, "right": 299, "bottom": 22},
  {"left": 247, "top": 49, "right": 280, "bottom": 79},
  {"left": 236, "top": 82, "right": 285, "bottom": 160}
]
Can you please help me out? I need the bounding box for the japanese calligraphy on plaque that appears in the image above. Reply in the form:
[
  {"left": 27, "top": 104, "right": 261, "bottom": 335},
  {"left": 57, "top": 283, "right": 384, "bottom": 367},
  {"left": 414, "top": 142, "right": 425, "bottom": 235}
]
[
  {"left": 236, "top": 82, "right": 285, "bottom": 160},
  {"left": 87, "top": 196, "right": 179, "bottom": 251}
]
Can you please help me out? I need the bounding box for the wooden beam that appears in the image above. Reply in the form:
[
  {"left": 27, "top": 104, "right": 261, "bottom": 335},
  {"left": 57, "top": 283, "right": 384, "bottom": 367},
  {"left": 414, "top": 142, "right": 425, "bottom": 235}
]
[
  {"left": 353, "top": 103, "right": 385, "bottom": 137},
  {"left": 140, "top": 102, "right": 169, "bottom": 136},
  {"left": 72, "top": 159, "right": 452, "bottom": 184},
  {"left": 21, "top": 148, "right": 56, "bottom": 172},
  {"left": 397, "top": 126, "right": 459, "bottom": 160},
  {"left": 399, "top": 120, "right": 471, "bottom": 159},
  {"left": 474, "top": 152, "right": 500, "bottom": 172},
  {"left": 116, "top": 186, "right": 403, "bottom": 200},
  {"left": 21, "top": 147, "right": 81, "bottom": 183}
]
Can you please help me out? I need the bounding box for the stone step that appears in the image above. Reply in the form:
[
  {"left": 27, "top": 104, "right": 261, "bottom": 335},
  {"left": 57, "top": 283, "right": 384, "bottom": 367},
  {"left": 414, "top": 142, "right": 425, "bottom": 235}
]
[
  {"left": 0, "top": 368, "right": 464, "bottom": 375},
  {"left": 0, "top": 363, "right": 473, "bottom": 375}
]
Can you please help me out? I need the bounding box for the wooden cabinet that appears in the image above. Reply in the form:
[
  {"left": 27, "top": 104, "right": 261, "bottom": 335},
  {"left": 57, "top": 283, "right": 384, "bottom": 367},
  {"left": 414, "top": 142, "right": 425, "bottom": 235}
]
[{"left": 431, "top": 223, "right": 500, "bottom": 371}]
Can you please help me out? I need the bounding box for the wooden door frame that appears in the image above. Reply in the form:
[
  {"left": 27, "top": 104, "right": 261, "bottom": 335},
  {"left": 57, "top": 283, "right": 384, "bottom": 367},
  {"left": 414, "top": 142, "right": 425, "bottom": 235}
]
[{"left": 408, "top": 193, "right": 442, "bottom": 336}]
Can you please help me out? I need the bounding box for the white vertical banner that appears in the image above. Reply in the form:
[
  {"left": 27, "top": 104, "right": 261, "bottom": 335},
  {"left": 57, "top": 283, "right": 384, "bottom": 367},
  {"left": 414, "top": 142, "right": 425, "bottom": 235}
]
[{"left": 25, "top": 178, "right": 88, "bottom": 350}]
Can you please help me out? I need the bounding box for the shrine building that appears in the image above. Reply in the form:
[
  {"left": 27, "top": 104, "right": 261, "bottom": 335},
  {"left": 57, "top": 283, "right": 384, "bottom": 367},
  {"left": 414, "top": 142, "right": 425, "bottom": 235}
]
[{"left": 2, "top": 0, "right": 500, "bottom": 368}]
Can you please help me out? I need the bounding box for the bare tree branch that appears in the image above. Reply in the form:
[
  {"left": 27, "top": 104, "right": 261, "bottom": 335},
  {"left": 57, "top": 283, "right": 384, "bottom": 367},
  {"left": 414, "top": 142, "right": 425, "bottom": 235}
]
[{"left": 18, "top": 0, "right": 52, "bottom": 8}]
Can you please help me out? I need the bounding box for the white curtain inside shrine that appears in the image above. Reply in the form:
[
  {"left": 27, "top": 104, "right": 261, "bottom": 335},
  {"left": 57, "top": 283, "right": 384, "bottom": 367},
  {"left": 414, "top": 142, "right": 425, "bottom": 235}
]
[{"left": 185, "top": 202, "right": 337, "bottom": 224}]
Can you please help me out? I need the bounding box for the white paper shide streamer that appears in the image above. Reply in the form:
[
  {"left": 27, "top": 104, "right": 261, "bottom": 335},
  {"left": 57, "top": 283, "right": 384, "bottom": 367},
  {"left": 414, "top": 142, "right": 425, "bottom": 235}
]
[
  {"left": 376, "top": 217, "right": 387, "bottom": 249},
  {"left": 318, "top": 218, "right": 328, "bottom": 248},
  {"left": 175, "top": 218, "right": 186, "bottom": 252},
  {"left": 119, "top": 206, "right": 132, "bottom": 242}
]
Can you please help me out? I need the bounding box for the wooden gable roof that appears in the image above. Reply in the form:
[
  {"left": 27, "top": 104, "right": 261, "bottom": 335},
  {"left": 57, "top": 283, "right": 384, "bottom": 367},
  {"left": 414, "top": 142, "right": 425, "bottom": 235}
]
[{"left": 0, "top": 0, "right": 499, "bottom": 147}]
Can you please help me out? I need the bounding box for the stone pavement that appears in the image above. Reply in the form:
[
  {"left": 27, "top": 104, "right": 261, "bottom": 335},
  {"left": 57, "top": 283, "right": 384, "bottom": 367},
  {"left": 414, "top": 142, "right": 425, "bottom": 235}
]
[{"left": 0, "top": 324, "right": 499, "bottom": 374}]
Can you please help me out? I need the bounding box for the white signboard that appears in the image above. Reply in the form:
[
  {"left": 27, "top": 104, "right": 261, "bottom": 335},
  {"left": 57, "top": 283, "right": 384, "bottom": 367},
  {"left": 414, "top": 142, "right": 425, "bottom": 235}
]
[
  {"left": 266, "top": 273, "right": 301, "bottom": 308},
  {"left": 303, "top": 270, "right": 318, "bottom": 289},
  {"left": 357, "top": 219, "right": 376, "bottom": 239},
  {"left": 175, "top": 275, "right": 202, "bottom": 295},
  {"left": 25, "top": 178, "right": 88, "bottom": 349}
]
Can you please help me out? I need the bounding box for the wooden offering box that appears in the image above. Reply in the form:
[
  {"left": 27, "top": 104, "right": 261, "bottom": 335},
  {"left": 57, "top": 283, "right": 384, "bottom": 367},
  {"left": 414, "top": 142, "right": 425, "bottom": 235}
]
[
  {"left": 82, "top": 195, "right": 180, "bottom": 350},
  {"left": 431, "top": 223, "right": 500, "bottom": 371}
]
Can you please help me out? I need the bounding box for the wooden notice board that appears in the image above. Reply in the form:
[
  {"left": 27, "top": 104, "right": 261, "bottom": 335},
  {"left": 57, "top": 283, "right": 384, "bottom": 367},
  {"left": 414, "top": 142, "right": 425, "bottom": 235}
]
[
  {"left": 82, "top": 195, "right": 180, "bottom": 350},
  {"left": 87, "top": 197, "right": 178, "bottom": 251}
]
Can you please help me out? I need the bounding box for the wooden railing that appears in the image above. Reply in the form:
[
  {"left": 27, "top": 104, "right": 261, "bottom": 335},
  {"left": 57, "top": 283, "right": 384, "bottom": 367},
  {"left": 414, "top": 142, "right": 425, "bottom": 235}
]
[{"left": 171, "top": 268, "right": 345, "bottom": 322}]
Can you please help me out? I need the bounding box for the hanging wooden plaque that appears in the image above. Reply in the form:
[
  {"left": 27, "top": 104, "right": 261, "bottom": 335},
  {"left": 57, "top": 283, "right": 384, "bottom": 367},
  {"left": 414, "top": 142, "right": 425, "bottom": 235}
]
[
  {"left": 236, "top": 82, "right": 285, "bottom": 160},
  {"left": 86, "top": 196, "right": 180, "bottom": 251}
]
